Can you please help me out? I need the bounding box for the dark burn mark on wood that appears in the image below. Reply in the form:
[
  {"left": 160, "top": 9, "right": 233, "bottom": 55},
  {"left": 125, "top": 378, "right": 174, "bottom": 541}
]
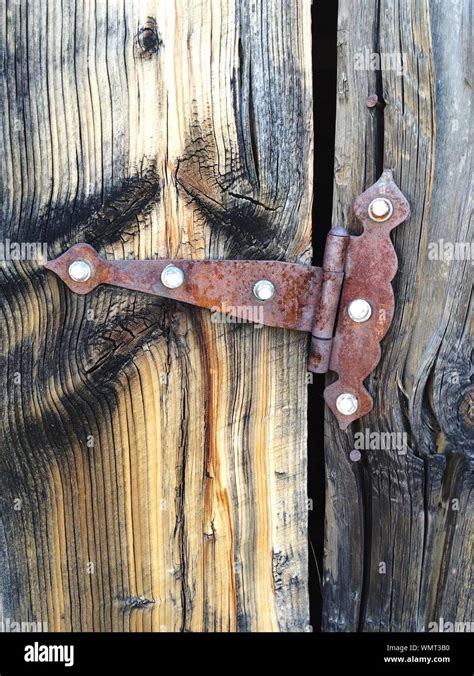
[
  {"left": 135, "top": 17, "right": 162, "bottom": 59},
  {"left": 40, "top": 166, "right": 162, "bottom": 254},
  {"left": 247, "top": 63, "right": 260, "bottom": 188},
  {"left": 231, "top": 31, "right": 259, "bottom": 193},
  {"left": 229, "top": 1, "right": 311, "bottom": 267},
  {"left": 0, "top": 293, "right": 185, "bottom": 469},
  {"left": 1, "top": 167, "right": 161, "bottom": 253},
  {"left": 0, "top": 168, "right": 180, "bottom": 482},
  {"left": 175, "top": 116, "right": 287, "bottom": 260}
]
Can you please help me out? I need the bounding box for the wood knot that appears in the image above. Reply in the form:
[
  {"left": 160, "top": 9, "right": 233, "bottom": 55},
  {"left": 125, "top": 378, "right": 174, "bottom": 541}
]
[
  {"left": 136, "top": 18, "right": 162, "bottom": 58},
  {"left": 115, "top": 595, "right": 157, "bottom": 610},
  {"left": 459, "top": 388, "right": 474, "bottom": 427}
]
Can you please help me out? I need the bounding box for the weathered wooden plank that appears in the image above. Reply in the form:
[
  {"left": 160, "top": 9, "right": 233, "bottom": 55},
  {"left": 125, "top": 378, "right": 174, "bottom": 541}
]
[
  {"left": 0, "top": 0, "right": 313, "bottom": 632},
  {"left": 324, "top": 0, "right": 473, "bottom": 631},
  {"left": 321, "top": 0, "right": 380, "bottom": 631}
]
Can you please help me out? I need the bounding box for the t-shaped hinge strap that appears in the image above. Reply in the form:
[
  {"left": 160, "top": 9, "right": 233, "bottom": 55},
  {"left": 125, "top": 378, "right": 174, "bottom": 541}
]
[{"left": 45, "top": 170, "right": 410, "bottom": 429}]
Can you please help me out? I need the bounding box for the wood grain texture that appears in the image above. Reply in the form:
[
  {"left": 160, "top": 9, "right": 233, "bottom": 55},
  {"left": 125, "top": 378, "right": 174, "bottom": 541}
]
[
  {"left": 0, "top": 0, "right": 313, "bottom": 631},
  {"left": 324, "top": 0, "right": 473, "bottom": 631}
]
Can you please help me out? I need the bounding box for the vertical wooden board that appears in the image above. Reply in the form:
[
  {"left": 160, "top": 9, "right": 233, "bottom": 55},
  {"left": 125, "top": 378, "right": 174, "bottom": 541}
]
[
  {"left": 324, "top": 0, "right": 473, "bottom": 631},
  {"left": 0, "top": 0, "right": 313, "bottom": 631},
  {"left": 322, "top": 0, "right": 380, "bottom": 631}
]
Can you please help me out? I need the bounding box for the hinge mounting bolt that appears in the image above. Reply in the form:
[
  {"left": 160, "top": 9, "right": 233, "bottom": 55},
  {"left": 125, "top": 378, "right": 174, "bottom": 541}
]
[
  {"left": 368, "top": 197, "right": 393, "bottom": 222},
  {"left": 161, "top": 265, "right": 185, "bottom": 289},
  {"left": 348, "top": 299, "right": 372, "bottom": 323},
  {"left": 253, "top": 279, "right": 275, "bottom": 301},
  {"left": 336, "top": 393, "right": 359, "bottom": 416},
  {"left": 68, "top": 260, "right": 92, "bottom": 282}
]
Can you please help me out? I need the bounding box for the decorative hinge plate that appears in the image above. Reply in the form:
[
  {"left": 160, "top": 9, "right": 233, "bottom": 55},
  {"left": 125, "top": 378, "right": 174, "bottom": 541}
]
[{"left": 45, "top": 170, "right": 409, "bottom": 429}]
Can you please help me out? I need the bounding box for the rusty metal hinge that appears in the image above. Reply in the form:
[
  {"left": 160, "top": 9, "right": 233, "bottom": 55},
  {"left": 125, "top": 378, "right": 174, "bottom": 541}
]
[{"left": 45, "top": 170, "right": 410, "bottom": 429}]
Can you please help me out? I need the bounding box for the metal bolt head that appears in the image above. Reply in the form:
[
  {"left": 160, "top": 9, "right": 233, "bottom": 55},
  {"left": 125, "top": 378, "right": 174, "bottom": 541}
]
[
  {"left": 336, "top": 393, "right": 359, "bottom": 416},
  {"left": 253, "top": 279, "right": 275, "bottom": 301},
  {"left": 368, "top": 197, "right": 393, "bottom": 222},
  {"left": 348, "top": 298, "right": 372, "bottom": 323},
  {"left": 161, "top": 265, "right": 184, "bottom": 289},
  {"left": 68, "top": 260, "right": 92, "bottom": 282}
]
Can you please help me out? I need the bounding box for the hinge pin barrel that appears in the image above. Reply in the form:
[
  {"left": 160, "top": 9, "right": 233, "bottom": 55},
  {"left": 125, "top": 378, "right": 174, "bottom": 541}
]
[{"left": 308, "top": 226, "right": 349, "bottom": 374}]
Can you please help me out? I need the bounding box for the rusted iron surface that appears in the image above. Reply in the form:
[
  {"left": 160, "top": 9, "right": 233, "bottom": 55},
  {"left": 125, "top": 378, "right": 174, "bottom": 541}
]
[
  {"left": 323, "top": 169, "right": 410, "bottom": 429},
  {"left": 309, "top": 226, "right": 349, "bottom": 373},
  {"left": 45, "top": 243, "right": 322, "bottom": 332},
  {"left": 45, "top": 170, "right": 409, "bottom": 429},
  {"left": 366, "top": 93, "right": 386, "bottom": 111}
]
